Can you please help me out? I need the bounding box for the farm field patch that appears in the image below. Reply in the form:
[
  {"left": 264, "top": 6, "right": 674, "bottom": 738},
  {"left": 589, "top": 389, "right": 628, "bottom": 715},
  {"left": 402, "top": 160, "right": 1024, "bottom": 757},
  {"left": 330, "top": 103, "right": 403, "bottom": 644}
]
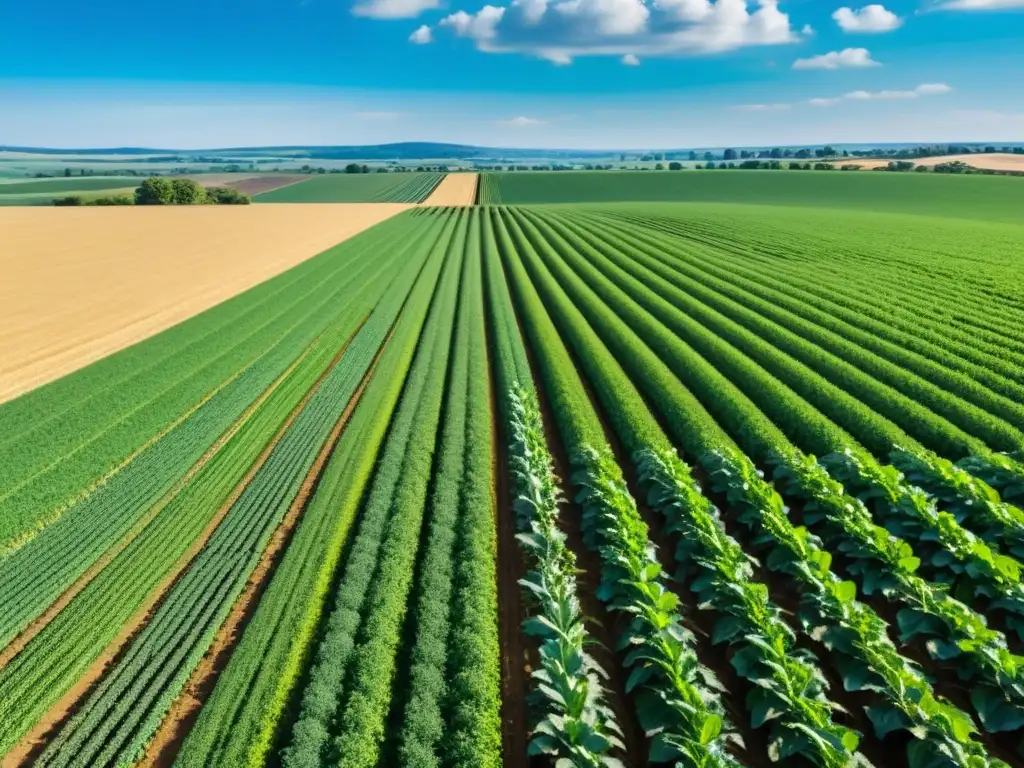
[
  {"left": 420, "top": 172, "right": 478, "bottom": 206},
  {"left": 3, "top": 195, "right": 1024, "bottom": 768},
  {"left": 478, "top": 169, "right": 1024, "bottom": 222},
  {"left": 0, "top": 204, "right": 411, "bottom": 402},
  {"left": 254, "top": 171, "right": 443, "bottom": 203}
]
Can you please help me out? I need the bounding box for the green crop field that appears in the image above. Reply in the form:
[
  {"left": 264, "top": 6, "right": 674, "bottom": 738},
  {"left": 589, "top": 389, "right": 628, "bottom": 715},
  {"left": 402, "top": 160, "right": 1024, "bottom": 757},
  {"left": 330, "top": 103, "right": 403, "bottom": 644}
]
[
  {"left": 478, "top": 169, "right": 1024, "bottom": 223},
  {"left": 3, "top": 176, "right": 1024, "bottom": 768},
  {"left": 253, "top": 171, "right": 444, "bottom": 203}
]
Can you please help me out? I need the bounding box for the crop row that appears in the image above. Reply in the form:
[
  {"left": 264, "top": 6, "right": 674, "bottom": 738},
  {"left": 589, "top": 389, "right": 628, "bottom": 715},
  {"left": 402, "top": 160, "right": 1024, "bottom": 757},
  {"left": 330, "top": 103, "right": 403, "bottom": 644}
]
[
  {"left": 519, "top": 207, "right": 1024, "bottom": 636},
  {"left": 611, "top": 207, "right": 1024, "bottom": 377},
  {"left": 174, "top": 208, "right": 461, "bottom": 768},
  {"left": 0, "top": 213, "right": 447, "bottom": 759},
  {"left": 490, "top": 205, "right": 1023, "bottom": 764},
  {"left": 281, "top": 209, "right": 468, "bottom": 768},
  {"left": 492, "top": 207, "right": 747, "bottom": 765},
  {"left": 483, "top": 208, "right": 625, "bottom": 764},
  {"left": 29, "top": 215, "right": 438, "bottom": 768}
]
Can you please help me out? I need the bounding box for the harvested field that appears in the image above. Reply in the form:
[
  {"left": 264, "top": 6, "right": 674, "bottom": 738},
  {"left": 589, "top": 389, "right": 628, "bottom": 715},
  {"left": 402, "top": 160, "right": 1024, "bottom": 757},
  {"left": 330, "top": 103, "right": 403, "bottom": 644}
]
[
  {"left": 420, "top": 172, "right": 478, "bottom": 206},
  {"left": 843, "top": 153, "right": 1024, "bottom": 171},
  {"left": 917, "top": 152, "right": 1024, "bottom": 171},
  {"left": 0, "top": 203, "right": 411, "bottom": 402}
]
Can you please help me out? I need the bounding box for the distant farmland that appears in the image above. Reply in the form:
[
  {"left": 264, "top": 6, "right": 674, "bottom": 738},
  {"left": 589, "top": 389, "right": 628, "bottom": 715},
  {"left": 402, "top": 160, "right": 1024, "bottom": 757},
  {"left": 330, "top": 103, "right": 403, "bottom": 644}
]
[
  {"left": 478, "top": 169, "right": 1024, "bottom": 222},
  {"left": 3, "top": 173, "right": 1024, "bottom": 768},
  {"left": 254, "top": 171, "right": 444, "bottom": 203}
]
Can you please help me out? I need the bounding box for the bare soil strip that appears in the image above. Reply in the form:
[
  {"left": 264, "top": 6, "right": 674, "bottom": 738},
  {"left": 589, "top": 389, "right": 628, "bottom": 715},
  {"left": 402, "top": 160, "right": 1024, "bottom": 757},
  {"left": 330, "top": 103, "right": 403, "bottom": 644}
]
[
  {"left": 1, "top": 319, "right": 368, "bottom": 768},
  {"left": 0, "top": 334, "right": 322, "bottom": 674},
  {"left": 489, "top": 352, "right": 529, "bottom": 768},
  {"left": 0, "top": 203, "right": 411, "bottom": 404},
  {"left": 421, "top": 173, "right": 479, "bottom": 207},
  {"left": 226, "top": 175, "right": 311, "bottom": 196},
  {"left": 136, "top": 326, "right": 391, "bottom": 768}
]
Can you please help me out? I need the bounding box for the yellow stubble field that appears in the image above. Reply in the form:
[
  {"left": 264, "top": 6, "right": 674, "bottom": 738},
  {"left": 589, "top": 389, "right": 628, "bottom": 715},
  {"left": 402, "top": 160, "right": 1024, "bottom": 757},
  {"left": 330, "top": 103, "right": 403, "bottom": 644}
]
[{"left": 0, "top": 203, "right": 412, "bottom": 403}]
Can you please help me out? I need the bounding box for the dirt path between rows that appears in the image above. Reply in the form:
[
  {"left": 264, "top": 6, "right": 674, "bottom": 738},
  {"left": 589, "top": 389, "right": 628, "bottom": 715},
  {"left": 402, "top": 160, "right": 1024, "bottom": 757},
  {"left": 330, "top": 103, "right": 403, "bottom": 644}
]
[
  {"left": 1, "top": 319, "right": 368, "bottom": 768},
  {"left": 488, "top": 348, "right": 529, "bottom": 767},
  {"left": 421, "top": 173, "right": 479, "bottom": 207},
  {"left": 0, "top": 204, "right": 411, "bottom": 404},
  {"left": 138, "top": 325, "right": 391, "bottom": 768}
]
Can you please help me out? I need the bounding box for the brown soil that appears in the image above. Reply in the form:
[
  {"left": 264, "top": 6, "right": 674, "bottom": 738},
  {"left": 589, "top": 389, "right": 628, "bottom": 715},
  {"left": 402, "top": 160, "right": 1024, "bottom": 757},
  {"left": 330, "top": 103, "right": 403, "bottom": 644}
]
[
  {"left": 137, "top": 323, "right": 388, "bottom": 768},
  {"left": 0, "top": 334, "right": 320, "bottom": 673},
  {"left": 0, "top": 203, "right": 411, "bottom": 404},
  {"left": 0, "top": 319, "right": 367, "bottom": 768},
  {"left": 489, "top": 345, "right": 529, "bottom": 768},
  {"left": 225, "top": 175, "right": 311, "bottom": 196},
  {"left": 421, "top": 173, "right": 479, "bottom": 207}
]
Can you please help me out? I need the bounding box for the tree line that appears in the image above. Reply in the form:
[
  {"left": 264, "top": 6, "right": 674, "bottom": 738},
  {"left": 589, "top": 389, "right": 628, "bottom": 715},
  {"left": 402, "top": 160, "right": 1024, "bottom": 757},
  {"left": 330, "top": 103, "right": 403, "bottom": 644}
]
[{"left": 54, "top": 178, "right": 251, "bottom": 206}]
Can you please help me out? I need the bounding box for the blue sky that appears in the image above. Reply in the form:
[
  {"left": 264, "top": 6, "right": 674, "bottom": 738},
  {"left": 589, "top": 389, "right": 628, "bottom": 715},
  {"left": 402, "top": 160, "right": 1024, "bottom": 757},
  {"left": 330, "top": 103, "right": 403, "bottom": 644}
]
[{"left": 1, "top": 0, "right": 1022, "bottom": 148}]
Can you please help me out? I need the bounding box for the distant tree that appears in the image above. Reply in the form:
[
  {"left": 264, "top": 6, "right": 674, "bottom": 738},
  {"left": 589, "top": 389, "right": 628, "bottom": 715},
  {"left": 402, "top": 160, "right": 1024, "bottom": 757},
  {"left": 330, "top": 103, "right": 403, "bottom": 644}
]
[
  {"left": 52, "top": 196, "right": 83, "bottom": 206},
  {"left": 620, "top": 153, "right": 627, "bottom": 162},
  {"left": 840, "top": 164, "right": 862, "bottom": 171},
  {"left": 813, "top": 162, "right": 835, "bottom": 171},
  {"left": 668, "top": 161, "right": 683, "bottom": 171},
  {"left": 984, "top": 146, "right": 997, "bottom": 153},
  {"left": 886, "top": 160, "right": 916, "bottom": 172},
  {"left": 170, "top": 178, "right": 208, "bottom": 204},
  {"left": 723, "top": 148, "right": 737, "bottom": 161},
  {"left": 933, "top": 160, "right": 970, "bottom": 174},
  {"left": 90, "top": 194, "right": 135, "bottom": 206},
  {"left": 740, "top": 160, "right": 762, "bottom": 169},
  {"left": 770, "top": 148, "right": 783, "bottom": 159},
  {"left": 206, "top": 186, "right": 252, "bottom": 204},
  {"left": 135, "top": 177, "right": 175, "bottom": 205},
  {"left": 688, "top": 151, "right": 698, "bottom": 161},
  {"left": 703, "top": 152, "right": 714, "bottom": 161},
  {"left": 654, "top": 163, "right": 665, "bottom": 170},
  {"left": 794, "top": 149, "right": 811, "bottom": 159},
  {"left": 705, "top": 161, "right": 716, "bottom": 169},
  {"left": 64, "top": 168, "right": 72, "bottom": 177}
]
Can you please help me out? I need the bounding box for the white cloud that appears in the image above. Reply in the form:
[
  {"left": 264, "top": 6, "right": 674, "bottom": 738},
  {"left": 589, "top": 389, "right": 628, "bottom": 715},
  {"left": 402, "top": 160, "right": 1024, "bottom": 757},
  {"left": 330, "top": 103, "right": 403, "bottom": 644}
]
[
  {"left": 802, "top": 23, "right": 815, "bottom": 35},
  {"left": 352, "top": 0, "right": 441, "bottom": 18},
  {"left": 733, "top": 102, "right": 791, "bottom": 110},
  {"left": 409, "top": 24, "right": 434, "bottom": 43},
  {"left": 793, "top": 47, "right": 879, "bottom": 69},
  {"left": 438, "top": 0, "right": 799, "bottom": 63},
  {"left": 499, "top": 115, "right": 546, "bottom": 125},
  {"left": 832, "top": 4, "right": 902, "bottom": 31},
  {"left": 622, "top": 53, "right": 641, "bottom": 64},
  {"left": 935, "top": 0, "right": 1024, "bottom": 7},
  {"left": 808, "top": 82, "right": 952, "bottom": 106},
  {"left": 441, "top": 6, "right": 507, "bottom": 40}
]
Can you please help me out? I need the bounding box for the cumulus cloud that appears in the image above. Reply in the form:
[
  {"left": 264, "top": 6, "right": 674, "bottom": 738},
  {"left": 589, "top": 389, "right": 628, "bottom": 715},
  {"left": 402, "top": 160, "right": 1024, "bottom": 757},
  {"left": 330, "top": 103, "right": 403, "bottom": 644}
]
[
  {"left": 622, "top": 53, "right": 641, "bottom": 64},
  {"left": 808, "top": 97, "right": 843, "bottom": 107},
  {"left": 801, "top": 23, "right": 815, "bottom": 35},
  {"left": 832, "top": 4, "right": 902, "bottom": 31},
  {"left": 499, "top": 115, "right": 546, "bottom": 125},
  {"left": 437, "top": 0, "right": 799, "bottom": 64},
  {"left": 353, "top": 0, "right": 441, "bottom": 18},
  {"left": 793, "top": 47, "right": 879, "bottom": 69},
  {"left": 409, "top": 24, "right": 434, "bottom": 42}
]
